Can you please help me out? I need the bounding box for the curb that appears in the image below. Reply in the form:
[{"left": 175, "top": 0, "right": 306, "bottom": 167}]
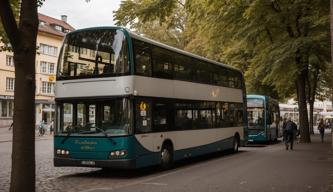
[{"left": 0, "top": 136, "right": 53, "bottom": 143}]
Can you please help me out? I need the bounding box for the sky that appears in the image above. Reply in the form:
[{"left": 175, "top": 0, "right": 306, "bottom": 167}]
[{"left": 38, "top": 0, "right": 122, "bottom": 29}]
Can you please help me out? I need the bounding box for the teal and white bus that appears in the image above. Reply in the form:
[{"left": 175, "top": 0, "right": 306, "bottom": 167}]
[
  {"left": 54, "top": 27, "right": 247, "bottom": 169},
  {"left": 246, "top": 95, "right": 280, "bottom": 143}
]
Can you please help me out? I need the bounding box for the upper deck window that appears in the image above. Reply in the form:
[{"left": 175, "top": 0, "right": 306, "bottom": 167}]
[{"left": 57, "top": 29, "right": 129, "bottom": 79}]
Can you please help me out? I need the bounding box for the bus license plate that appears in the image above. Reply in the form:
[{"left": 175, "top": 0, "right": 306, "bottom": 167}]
[{"left": 81, "top": 160, "right": 95, "bottom": 166}]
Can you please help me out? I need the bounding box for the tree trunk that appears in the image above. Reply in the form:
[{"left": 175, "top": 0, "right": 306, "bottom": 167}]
[
  {"left": 309, "top": 101, "right": 314, "bottom": 134},
  {"left": 10, "top": 50, "right": 36, "bottom": 192},
  {"left": 3, "top": 1, "right": 39, "bottom": 192},
  {"left": 330, "top": 0, "right": 333, "bottom": 149},
  {"left": 297, "top": 70, "right": 311, "bottom": 143}
]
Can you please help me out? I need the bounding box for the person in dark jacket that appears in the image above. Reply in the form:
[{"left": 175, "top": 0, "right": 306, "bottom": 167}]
[
  {"left": 283, "top": 117, "right": 298, "bottom": 150},
  {"left": 318, "top": 119, "right": 325, "bottom": 143}
]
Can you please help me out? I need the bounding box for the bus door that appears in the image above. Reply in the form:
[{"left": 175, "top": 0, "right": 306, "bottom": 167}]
[
  {"left": 152, "top": 100, "right": 173, "bottom": 153},
  {"left": 135, "top": 98, "right": 156, "bottom": 166}
]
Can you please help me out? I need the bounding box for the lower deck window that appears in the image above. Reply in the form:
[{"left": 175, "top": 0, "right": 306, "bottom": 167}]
[{"left": 135, "top": 98, "right": 245, "bottom": 133}]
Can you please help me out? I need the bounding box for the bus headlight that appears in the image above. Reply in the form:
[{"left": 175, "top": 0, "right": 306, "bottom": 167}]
[
  {"left": 56, "top": 149, "right": 70, "bottom": 157},
  {"left": 109, "top": 150, "right": 127, "bottom": 159}
]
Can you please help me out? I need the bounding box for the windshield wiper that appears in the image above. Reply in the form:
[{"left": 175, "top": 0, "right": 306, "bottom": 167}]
[
  {"left": 95, "top": 127, "right": 117, "bottom": 145},
  {"left": 61, "top": 126, "right": 117, "bottom": 145}
]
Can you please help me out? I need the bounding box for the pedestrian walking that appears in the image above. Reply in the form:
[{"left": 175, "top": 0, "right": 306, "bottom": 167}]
[
  {"left": 283, "top": 117, "right": 298, "bottom": 150},
  {"left": 49, "top": 120, "right": 54, "bottom": 135},
  {"left": 318, "top": 119, "right": 325, "bottom": 143},
  {"left": 39, "top": 120, "right": 46, "bottom": 136}
]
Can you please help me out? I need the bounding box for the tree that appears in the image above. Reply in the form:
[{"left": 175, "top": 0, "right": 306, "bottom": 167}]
[
  {"left": 0, "top": 1, "right": 39, "bottom": 191},
  {"left": 114, "top": 0, "right": 187, "bottom": 49},
  {"left": 115, "top": 1, "right": 330, "bottom": 143}
]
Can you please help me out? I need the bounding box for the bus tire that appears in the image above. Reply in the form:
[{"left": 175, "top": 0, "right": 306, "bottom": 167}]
[
  {"left": 232, "top": 135, "right": 240, "bottom": 153},
  {"left": 160, "top": 143, "right": 173, "bottom": 170}
]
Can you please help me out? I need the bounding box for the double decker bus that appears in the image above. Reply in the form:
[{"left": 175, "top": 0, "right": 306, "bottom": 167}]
[
  {"left": 54, "top": 27, "right": 247, "bottom": 169},
  {"left": 247, "top": 95, "right": 280, "bottom": 143}
]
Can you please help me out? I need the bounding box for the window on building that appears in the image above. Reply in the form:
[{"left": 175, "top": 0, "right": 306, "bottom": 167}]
[
  {"left": 39, "top": 21, "right": 46, "bottom": 26},
  {"left": 54, "top": 25, "right": 62, "bottom": 31},
  {"left": 40, "top": 61, "right": 47, "bottom": 73},
  {"left": 40, "top": 61, "right": 55, "bottom": 74},
  {"left": 41, "top": 81, "right": 55, "bottom": 94},
  {"left": 40, "top": 43, "right": 58, "bottom": 56},
  {"left": 49, "top": 63, "right": 55, "bottom": 74},
  {"left": 6, "top": 55, "right": 14, "bottom": 66},
  {"left": 1, "top": 100, "right": 8, "bottom": 117},
  {"left": 0, "top": 100, "right": 14, "bottom": 117},
  {"left": 6, "top": 77, "right": 15, "bottom": 91}
]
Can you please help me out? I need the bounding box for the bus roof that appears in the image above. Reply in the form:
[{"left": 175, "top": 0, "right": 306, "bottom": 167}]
[
  {"left": 247, "top": 95, "right": 267, "bottom": 100},
  {"left": 247, "top": 94, "right": 279, "bottom": 104},
  {"left": 66, "top": 26, "right": 242, "bottom": 74}
]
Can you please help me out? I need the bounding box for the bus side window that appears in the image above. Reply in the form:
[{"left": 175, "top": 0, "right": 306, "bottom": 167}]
[
  {"left": 153, "top": 102, "right": 170, "bottom": 132},
  {"left": 152, "top": 46, "right": 173, "bottom": 79},
  {"left": 134, "top": 40, "right": 152, "bottom": 76},
  {"left": 174, "top": 54, "right": 192, "bottom": 81},
  {"left": 175, "top": 103, "right": 193, "bottom": 130},
  {"left": 135, "top": 99, "right": 152, "bottom": 133}
]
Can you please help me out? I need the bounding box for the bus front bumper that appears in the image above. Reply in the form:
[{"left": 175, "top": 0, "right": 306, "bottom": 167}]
[{"left": 54, "top": 157, "right": 136, "bottom": 169}]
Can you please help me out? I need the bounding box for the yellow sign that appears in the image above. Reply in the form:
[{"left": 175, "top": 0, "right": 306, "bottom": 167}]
[
  {"left": 48, "top": 75, "right": 55, "bottom": 82},
  {"left": 140, "top": 102, "right": 147, "bottom": 111}
]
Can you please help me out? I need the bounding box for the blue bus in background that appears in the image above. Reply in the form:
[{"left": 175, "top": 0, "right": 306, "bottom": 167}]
[
  {"left": 53, "top": 26, "right": 247, "bottom": 169},
  {"left": 246, "top": 95, "right": 280, "bottom": 143}
]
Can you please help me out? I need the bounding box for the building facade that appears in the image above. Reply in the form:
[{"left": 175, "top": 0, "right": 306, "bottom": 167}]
[{"left": 0, "top": 13, "right": 74, "bottom": 127}]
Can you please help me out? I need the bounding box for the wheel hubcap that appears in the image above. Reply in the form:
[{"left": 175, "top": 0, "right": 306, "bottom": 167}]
[{"left": 161, "top": 148, "right": 170, "bottom": 164}]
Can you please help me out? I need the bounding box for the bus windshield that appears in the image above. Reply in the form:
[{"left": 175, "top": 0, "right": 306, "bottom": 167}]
[
  {"left": 247, "top": 98, "right": 264, "bottom": 128},
  {"left": 56, "top": 98, "right": 132, "bottom": 136},
  {"left": 57, "top": 29, "right": 129, "bottom": 79}
]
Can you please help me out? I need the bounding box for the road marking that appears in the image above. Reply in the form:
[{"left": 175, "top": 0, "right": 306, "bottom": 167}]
[
  {"left": 84, "top": 153, "right": 243, "bottom": 191},
  {"left": 142, "top": 182, "right": 168, "bottom": 186},
  {"left": 82, "top": 187, "right": 113, "bottom": 192}
]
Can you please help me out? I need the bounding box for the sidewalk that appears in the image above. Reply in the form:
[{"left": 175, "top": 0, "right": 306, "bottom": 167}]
[{"left": 0, "top": 127, "right": 53, "bottom": 143}]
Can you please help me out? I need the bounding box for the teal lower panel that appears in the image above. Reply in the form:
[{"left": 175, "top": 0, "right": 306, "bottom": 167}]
[
  {"left": 135, "top": 137, "right": 234, "bottom": 168},
  {"left": 135, "top": 153, "right": 160, "bottom": 168},
  {"left": 54, "top": 135, "right": 236, "bottom": 168},
  {"left": 173, "top": 137, "right": 234, "bottom": 161}
]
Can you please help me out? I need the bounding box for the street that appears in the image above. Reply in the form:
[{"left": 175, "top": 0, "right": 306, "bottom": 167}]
[{"left": 0, "top": 132, "right": 333, "bottom": 192}]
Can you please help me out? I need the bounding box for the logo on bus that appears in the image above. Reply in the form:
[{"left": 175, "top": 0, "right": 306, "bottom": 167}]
[{"left": 140, "top": 101, "right": 147, "bottom": 111}]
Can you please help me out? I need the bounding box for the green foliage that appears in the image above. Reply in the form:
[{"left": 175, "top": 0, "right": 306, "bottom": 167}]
[
  {"left": 187, "top": 0, "right": 330, "bottom": 100},
  {"left": 114, "top": 0, "right": 330, "bottom": 101},
  {"left": 0, "top": 0, "right": 20, "bottom": 50},
  {"left": 114, "top": 0, "right": 187, "bottom": 48}
]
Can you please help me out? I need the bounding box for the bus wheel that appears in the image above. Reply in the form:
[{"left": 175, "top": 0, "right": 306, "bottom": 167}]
[
  {"left": 160, "top": 144, "right": 173, "bottom": 170},
  {"left": 232, "top": 136, "right": 239, "bottom": 153}
]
